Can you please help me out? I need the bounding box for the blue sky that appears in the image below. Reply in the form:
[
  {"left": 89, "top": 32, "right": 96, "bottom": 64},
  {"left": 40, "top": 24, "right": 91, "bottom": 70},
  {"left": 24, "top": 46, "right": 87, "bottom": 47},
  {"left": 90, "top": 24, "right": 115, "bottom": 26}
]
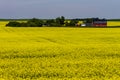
[{"left": 0, "top": 0, "right": 119, "bottom": 19}]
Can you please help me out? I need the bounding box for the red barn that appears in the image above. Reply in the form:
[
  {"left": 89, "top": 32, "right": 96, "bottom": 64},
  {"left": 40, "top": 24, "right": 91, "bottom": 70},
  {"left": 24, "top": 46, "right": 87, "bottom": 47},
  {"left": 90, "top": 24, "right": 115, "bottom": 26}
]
[
  {"left": 81, "top": 18, "right": 107, "bottom": 27},
  {"left": 92, "top": 18, "right": 107, "bottom": 27}
]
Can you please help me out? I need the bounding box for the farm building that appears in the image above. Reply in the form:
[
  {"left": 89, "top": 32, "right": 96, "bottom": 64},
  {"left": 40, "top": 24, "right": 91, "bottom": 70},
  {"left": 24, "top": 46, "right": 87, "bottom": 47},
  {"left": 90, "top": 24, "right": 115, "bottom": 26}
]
[{"left": 81, "top": 18, "right": 107, "bottom": 27}]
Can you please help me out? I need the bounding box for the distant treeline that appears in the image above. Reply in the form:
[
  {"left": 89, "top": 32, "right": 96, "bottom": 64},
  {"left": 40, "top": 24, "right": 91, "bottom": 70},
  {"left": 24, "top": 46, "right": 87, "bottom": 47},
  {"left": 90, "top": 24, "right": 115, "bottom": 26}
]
[
  {"left": 6, "top": 16, "right": 82, "bottom": 27},
  {"left": 0, "top": 19, "right": 30, "bottom": 21},
  {"left": 5, "top": 16, "right": 120, "bottom": 27},
  {"left": 107, "top": 19, "right": 120, "bottom": 21}
]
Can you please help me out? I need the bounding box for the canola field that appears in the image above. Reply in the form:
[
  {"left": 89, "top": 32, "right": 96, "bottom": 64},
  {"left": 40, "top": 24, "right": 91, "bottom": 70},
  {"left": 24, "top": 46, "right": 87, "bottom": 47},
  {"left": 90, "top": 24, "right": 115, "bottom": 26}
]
[
  {"left": 0, "top": 21, "right": 120, "bottom": 80},
  {"left": 107, "top": 21, "right": 120, "bottom": 26}
]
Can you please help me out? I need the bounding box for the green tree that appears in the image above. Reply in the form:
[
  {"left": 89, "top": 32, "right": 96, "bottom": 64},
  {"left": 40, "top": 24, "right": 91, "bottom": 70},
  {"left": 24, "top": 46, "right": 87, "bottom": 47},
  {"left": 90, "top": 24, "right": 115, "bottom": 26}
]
[
  {"left": 55, "top": 16, "right": 65, "bottom": 26},
  {"left": 27, "top": 18, "right": 43, "bottom": 27},
  {"left": 65, "top": 19, "right": 78, "bottom": 27},
  {"left": 60, "top": 16, "right": 65, "bottom": 25},
  {"left": 45, "top": 19, "right": 56, "bottom": 26},
  {"left": 6, "top": 21, "right": 21, "bottom": 27}
]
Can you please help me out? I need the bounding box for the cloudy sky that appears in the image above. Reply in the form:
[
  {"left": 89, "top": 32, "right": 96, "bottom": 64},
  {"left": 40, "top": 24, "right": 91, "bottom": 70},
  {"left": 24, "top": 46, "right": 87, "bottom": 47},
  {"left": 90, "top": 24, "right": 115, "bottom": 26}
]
[{"left": 0, "top": 0, "right": 119, "bottom": 19}]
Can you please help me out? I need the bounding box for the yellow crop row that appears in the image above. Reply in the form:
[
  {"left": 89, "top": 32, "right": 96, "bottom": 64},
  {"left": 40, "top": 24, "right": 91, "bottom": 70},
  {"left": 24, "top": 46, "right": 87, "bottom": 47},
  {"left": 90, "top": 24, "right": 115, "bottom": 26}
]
[{"left": 107, "top": 21, "right": 120, "bottom": 26}]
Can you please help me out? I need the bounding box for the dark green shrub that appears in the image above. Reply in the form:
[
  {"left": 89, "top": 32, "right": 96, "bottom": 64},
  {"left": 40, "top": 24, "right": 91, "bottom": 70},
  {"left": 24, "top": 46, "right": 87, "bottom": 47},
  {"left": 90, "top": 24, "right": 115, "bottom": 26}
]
[
  {"left": 6, "top": 21, "right": 21, "bottom": 27},
  {"left": 27, "top": 18, "right": 43, "bottom": 27}
]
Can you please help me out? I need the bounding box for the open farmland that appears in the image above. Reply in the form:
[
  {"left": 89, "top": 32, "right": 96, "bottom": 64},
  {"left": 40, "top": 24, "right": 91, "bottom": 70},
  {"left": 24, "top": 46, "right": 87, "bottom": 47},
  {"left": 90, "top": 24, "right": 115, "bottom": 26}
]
[
  {"left": 0, "top": 21, "right": 9, "bottom": 27},
  {"left": 0, "top": 22, "right": 120, "bottom": 80},
  {"left": 107, "top": 21, "right": 120, "bottom": 26}
]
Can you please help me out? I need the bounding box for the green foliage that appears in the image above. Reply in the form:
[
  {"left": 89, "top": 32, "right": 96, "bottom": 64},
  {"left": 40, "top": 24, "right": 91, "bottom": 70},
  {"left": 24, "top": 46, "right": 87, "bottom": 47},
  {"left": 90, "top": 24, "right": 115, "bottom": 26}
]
[
  {"left": 45, "top": 16, "right": 65, "bottom": 27},
  {"left": 84, "top": 18, "right": 93, "bottom": 23},
  {"left": 28, "top": 18, "right": 43, "bottom": 27},
  {"left": 65, "top": 19, "right": 79, "bottom": 26},
  {"left": 20, "top": 22, "right": 29, "bottom": 27},
  {"left": 45, "top": 19, "right": 57, "bottom": 27},
  {"left": 6, "top": 21, "right": 21, "bottom": 27},
  {"left": 5, "top": 16, "right": 83, "bottom": 27},
  {"left": 60, "top": 16, "right": 65, "bottom": 25},
  {"left": 6, "top": 18, "right": 43, "bottom": 27},
  {"left": 55, "top": 16, "right": 65, "bottom": 26},
  {"left": 6, "top": 17, "right": 66, "bottom": 27}
]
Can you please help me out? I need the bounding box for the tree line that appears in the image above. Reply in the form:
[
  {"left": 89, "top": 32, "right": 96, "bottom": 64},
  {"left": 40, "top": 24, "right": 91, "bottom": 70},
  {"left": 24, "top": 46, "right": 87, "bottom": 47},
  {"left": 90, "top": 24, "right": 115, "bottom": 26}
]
[{"left": 6, "top": 16, "right": 81, "bottom": 27}]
